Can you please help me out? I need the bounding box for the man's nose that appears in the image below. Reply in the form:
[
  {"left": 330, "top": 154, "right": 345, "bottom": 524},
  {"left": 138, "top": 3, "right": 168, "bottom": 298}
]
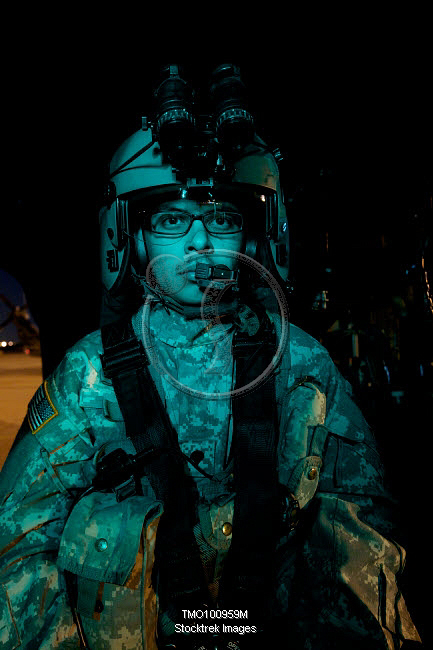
[{"left": 185, "top": 220, "right": 212, "bottom": 252}]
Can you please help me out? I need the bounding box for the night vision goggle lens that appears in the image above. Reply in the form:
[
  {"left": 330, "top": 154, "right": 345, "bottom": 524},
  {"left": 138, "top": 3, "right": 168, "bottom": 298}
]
[{"left": 150, "top": 210, "right": 243, "bottom": 235}]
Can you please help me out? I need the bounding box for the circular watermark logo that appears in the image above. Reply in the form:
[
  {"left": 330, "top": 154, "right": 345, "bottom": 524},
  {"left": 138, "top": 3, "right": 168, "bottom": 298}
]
[
  {"left": 145, "top": 253, "right": 189, "bottom": 296},
  {"left": 140, "top": 249, "right": 289, "bottom": 399}
]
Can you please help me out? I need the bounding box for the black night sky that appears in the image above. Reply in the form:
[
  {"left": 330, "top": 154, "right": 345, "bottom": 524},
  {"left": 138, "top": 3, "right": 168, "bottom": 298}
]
[
  {"left": 1, "top": 24, "right": 432, "bottom": 644},
  {"left": 3, "top": 48, "right": 431, "bottom": 376}
]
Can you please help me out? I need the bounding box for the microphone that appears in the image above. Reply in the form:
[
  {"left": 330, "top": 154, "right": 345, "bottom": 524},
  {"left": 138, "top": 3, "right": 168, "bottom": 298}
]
[{"left": 194, "top": 263, "right": 239, "bottom": 291}]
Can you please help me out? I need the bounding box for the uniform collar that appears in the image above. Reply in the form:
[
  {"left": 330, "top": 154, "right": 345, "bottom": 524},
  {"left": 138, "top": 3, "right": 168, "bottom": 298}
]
[{"left": 133, "top": 300, "right": 234, "bottom": 349}]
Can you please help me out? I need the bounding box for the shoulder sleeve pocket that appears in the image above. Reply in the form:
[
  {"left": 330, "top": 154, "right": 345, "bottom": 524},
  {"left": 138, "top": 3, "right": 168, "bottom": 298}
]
[{"left": 318, "top": 424, "right": 385, "bottom": 496}]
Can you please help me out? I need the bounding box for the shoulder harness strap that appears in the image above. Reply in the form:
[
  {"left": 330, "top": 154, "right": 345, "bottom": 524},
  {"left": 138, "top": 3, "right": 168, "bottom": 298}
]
[
  {"left": 219, "top": 313, "right": 280, "bottom": 623},
  {"left": 100, "top": 318, "right": 207, "bottom": 606}
]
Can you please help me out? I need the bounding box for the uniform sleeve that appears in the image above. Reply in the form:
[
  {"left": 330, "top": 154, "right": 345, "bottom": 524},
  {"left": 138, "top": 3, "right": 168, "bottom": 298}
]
[
  {"left": 288, "top": 354, "right": 422, "bottom": 649},
  {"left": 0, "top": 346, "right": 96, "bottom": 649}
]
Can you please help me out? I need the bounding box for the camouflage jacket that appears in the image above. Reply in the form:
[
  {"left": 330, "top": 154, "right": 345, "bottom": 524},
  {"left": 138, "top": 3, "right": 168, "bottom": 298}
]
[{"left": 0, "top": 304, "right": 422, "bottom": 648}]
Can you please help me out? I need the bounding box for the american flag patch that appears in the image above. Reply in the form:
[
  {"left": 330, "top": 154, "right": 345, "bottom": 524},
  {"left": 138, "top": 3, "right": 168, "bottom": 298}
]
[{"left": 28, "top": 381, "right": 58, "bottom": 434}]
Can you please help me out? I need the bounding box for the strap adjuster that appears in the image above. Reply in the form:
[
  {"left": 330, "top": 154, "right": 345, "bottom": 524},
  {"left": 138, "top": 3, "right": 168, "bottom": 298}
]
[{"left": 101, "top": 336, "right": 148, "bottom": 379}]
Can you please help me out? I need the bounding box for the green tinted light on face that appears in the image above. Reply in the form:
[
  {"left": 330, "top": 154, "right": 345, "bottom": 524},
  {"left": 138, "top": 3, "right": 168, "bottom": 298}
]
[{"left": 149, "top": 209, "right": 243, "bottom": 236}]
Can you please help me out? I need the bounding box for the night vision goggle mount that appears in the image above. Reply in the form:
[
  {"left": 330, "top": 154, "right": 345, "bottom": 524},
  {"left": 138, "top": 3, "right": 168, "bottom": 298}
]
[{"left": 143, "top": 63, "right": 258, "bottom": 183}]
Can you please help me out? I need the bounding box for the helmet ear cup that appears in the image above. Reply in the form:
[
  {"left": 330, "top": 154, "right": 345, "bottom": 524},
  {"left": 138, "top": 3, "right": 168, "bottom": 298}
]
[{"left": 132, "top": 228, "right": 149, "bottom": 278}]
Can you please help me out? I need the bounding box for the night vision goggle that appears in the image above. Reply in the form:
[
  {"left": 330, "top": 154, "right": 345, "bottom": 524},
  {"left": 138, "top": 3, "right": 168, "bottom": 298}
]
[{"left": 111, "top": 64, "right": 259, "bottom": 185}]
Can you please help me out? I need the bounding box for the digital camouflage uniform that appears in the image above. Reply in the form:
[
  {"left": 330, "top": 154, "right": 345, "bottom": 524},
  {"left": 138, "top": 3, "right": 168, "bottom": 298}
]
[{"left": 0, "top": 302, "right": 422, "bottom": 648}]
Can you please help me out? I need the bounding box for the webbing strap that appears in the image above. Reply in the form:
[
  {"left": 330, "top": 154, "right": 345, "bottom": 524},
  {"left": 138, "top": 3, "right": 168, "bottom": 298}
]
[
  {"left": 100, "top": 318, "right": 206, "bottom": 603},
  {"left": 219, "top": 317, "right": 279, "bottom": 620}
]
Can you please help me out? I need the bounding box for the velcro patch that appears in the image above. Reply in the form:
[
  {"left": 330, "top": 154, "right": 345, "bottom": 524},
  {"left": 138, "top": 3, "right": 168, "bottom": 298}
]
[{"left": 28, "top": 380, "right": 58, "bottom": 433}]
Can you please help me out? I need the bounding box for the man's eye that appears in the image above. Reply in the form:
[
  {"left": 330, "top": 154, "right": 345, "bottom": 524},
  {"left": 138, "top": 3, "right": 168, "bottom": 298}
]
[
  {"left": 206, "top": 212, "right": 242, "bottom": 231},
  {"left": 151, "top": 212, "right": 189, "bottom": 231}
]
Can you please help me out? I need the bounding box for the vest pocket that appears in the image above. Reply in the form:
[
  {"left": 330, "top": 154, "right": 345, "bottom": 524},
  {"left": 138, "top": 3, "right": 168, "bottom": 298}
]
[
  {"left": 57, "top": 492, "right": 162, "bottom": 648},
  {"left": 57, "top": 491, "right": 161, "bottom": 585}
]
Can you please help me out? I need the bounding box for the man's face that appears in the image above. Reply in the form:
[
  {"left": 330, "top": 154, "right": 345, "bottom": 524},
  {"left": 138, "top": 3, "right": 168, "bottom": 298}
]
[{"left": 143, "top": 198, "right": 244, "bottom": 306}]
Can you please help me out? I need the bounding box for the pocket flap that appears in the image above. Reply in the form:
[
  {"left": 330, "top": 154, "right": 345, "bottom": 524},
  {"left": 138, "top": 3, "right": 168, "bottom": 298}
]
[
  {"left": 287, "top": 455, "right": 322, "bottom": 509},
  {"left": 57, "top": 491, "right": 162, "bottom": 585}
]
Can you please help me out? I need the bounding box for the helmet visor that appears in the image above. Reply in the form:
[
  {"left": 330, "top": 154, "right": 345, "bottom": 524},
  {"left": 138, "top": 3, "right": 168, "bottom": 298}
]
[{"left": 126, "top": 183, "right": 277, "bottom": 239}]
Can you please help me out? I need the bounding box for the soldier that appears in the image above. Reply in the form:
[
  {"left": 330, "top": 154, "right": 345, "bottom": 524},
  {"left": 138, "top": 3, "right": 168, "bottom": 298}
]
[{"left": 0, "top": 65, "right": 422, "bottom": 649}]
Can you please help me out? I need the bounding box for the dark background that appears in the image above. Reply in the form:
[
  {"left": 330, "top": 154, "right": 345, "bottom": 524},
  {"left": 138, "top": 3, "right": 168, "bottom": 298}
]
[{"left": 2, "top": 26, "right": 431, "bottom": 646}]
